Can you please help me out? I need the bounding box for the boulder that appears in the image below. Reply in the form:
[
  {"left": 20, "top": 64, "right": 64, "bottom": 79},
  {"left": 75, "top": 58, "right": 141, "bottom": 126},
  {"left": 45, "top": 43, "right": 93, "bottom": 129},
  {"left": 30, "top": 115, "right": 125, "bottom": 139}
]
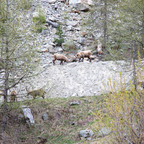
[
  {"left": 70, "top": 101, "right": 80, "bottom": 106},
  {"left": 48, "top": 16, "right": 58, "bottom": 22},
  {"left": 69, "top": 0, "right": 93, "bottom": 6},
  {"left": 18, "top": 114, "right": 25, "bottom": 120},
  {"left": 32, "top": 12, "right": 39, "bottom": 18},
  {"left": 97, "top": 127, "right": 111, "bottom": 137},
  {"left": 66, "top": 20, "right": 79, "bottom": 27},
  {"left": 80, "top": 129, "right": 94, "bottom": 138},
  {"left": 42, "top": 112, "right": 49, "bottom": 121},
  {"left": 69, "top": 0, "right": 93, "bottom": 11},
  {"left": 48, "top": 0, "right": 57, "bottom": 4},
  {"left": 77, "top": 37, "right": 85, "bottom": 45},
  {"left": 21, "top": 105, "right": 35, "bottom": 126}
]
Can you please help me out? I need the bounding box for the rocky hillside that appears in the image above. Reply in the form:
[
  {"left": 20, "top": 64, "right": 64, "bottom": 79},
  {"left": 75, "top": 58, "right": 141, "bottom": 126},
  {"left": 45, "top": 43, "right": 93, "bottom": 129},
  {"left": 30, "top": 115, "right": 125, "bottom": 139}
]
[{"left": 16, "top": 0, "right": 133, "bottom": 100}]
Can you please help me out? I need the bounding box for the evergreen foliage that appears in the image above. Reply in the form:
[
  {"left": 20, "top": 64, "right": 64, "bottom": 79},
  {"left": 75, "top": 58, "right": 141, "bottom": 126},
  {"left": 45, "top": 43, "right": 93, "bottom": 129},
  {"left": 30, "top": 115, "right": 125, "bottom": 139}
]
[
  {"left": 32, "top": 9, "right": 46, "bottom": 33},
  {"left": 0, "top": 0, "right": 38, "bottom": 132},
  {"left": 54, "top": 25, "right": 65, "bottom": 46},
  {"left": 89, "top": 0, "right": 144, "bottom": 59}
]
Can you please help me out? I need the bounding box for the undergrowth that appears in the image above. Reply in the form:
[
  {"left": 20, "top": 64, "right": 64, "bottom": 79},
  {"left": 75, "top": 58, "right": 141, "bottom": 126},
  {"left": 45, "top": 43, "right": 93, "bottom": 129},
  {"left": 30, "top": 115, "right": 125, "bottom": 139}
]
[{"left": 0, "top": 96, "right": 104, "bottom": 144}]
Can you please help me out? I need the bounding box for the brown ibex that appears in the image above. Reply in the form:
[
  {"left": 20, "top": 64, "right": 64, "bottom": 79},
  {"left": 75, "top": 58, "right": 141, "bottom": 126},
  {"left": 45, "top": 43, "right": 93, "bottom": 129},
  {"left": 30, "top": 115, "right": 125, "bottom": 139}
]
[
  {"left": 26, "top": 87, "right": 46, "bottom": 99},
  {"left": 76, "top": 50, "right": 92, "bottom": 62},
  {"left": 10, "top": 90, "right": 17, "bottom": 102},
  {"left": 53, "top": 53, "right": 69, "bottom": 65}
]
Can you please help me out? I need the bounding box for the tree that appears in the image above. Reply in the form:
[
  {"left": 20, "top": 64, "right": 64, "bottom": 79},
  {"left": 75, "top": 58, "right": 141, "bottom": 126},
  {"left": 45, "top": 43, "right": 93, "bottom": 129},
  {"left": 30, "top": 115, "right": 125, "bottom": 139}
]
[
  {"left": 88, "top": 0, "right": 117, "bottom": 47},
  {"left": 0, "top": 0, "right": 37, "bottom": 134},
  {"left": 88, "top": 0, "right": 144, "bottom": 60},
  {"left": 91, "top": 1, "right": 144, "bottom": 143}
]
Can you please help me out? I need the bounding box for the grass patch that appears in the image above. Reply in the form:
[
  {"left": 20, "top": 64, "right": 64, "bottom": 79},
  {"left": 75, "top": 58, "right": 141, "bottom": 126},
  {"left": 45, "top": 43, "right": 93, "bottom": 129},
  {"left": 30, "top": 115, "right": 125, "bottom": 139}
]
[
  {"left": 0, "top": 95, "right": 109, "bottom": 144},
  {"left": 19, "top": 0, "right": 32, "bottom": 10}
]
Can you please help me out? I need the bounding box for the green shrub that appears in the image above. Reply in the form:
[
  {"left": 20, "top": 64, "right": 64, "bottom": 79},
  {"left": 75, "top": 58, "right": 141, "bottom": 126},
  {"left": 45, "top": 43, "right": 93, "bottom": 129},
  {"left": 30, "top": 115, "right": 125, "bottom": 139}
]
[
  {"left": 35, "top": 25, "right": 45, "bottom": 33},
  {"left": 93, "top": 62, "right": 144, "bottom": 143},
  {"left": 54, "top": 25, "right": 65, "bottom": 46},
  {"left": 54, "top": 38, "right": 64, "bottom": 47},
  {"left": 63, "top": 40, "right": 76, "bottom": 51},
  {"left": 20, "top": 0, "right": 31, "bottom": 10},
  {"left": 33, "top": 14, "right": 46, "bottom": 24},
  {"left": 32, "top": 9, "right": 46, "bottom": 33}
]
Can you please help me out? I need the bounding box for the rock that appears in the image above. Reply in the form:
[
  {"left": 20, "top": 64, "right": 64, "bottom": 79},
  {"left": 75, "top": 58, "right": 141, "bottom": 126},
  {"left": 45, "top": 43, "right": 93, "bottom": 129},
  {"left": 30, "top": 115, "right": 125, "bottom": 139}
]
[
  {"left": 48, "top": 16, "right": 57, "bottom": 22},
  {"left": 42, "top": 112, "right": 49, "bottom": 121},
  {"left": 32, "top": 12, "right": 39, "bottom": 18},
  {"left": 41, "top": 48, "right": 49, "bottom": 53},
  {"left": 97, "top": 127, "right": 111, "bottom": 137},
  {"left": 18, "top": 114, "right": 24, "bottom": 120},
  {"left": 71, "top": 122, "right": 75, "bottom": 125},
  {"left": 46, "top": 20, "right": 58, "bottom": 28},
  {"left": 0, "top": 90, "right": 4, "bottom": 96},
  {"left": 47, "top": 45, "right": 55, "bottom": 53},
  {"left": 70, "top": 101, "right": 80, "bottom": 105},
  {"left": 80, "top": 129, "right": 94, "bottom": 138},
  {"left": 81, "top": 32, "right": 87, "bottom": 37},
  {"left": 77, "top": 37, "right": 85, "bottom": 45},
  {"left": 57, "top": 47, "right": 64, "bottom": 52},
  {"left": 48, "top": 0, "right": 57, "bottom": 4},
  {"left": 21, "top": 105, "right": 35, "bottom": 126},
  {"left": 41, "top": 29, "right": 48, "bottom": 35},
  {"left": 67, "top": 25, "right": 74, "bottom": 31},
  {"left": 66, "top": 20, "right": 79, "bottom": 27},
  {"left": 69, "top": 0, "right": 93, "bottom": 6},
  {"left": 85, "top": 0, "right": 94, "bottom": 6},
  {"left": 69, "top": 0, "right": 92, "bottom": 11}
]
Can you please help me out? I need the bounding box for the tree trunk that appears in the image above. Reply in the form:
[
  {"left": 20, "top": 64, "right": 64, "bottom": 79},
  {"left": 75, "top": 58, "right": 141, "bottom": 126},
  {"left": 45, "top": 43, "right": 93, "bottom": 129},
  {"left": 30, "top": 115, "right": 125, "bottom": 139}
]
[
  {"left": 103, "top": 0, "right": 107, "bottom": 48},
  {"left": 132, "top": 40, "right": 137, "bottom": 90},
  {"left": 142, "top": 14, "right": 144, "bottom": 47},
  {"left": 1, "top": 1, "right": 9, "bottom": 141}
]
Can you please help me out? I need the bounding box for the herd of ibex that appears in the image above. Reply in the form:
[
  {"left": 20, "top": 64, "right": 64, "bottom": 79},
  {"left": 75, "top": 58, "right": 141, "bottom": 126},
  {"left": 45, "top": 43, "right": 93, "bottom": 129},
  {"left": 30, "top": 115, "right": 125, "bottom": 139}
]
[
  {"left": 53, "top": 43, "right": 103, "bottom": 65},
  {"left": 0, "top": 42, "right": 103, "bottom": 101}
]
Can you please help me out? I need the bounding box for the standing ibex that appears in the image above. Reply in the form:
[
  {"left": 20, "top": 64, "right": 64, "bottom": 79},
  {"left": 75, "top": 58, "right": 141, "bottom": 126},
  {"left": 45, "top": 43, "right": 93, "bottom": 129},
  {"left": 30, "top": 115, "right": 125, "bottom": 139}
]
[
  {"left": 26, "top": 87, "right": 46, "bottom": 99},
  {"left": 53, "top": 54, "right": 69, "bottom": 65},
  {"left": 10, "top": 90, "right": 17, "bottom": 102},
  {"left": 76, "top": 50, "right": 92, "bottom": 62},
  {"left": 97, "top": 40, "right": 103, "bottom": 55}
]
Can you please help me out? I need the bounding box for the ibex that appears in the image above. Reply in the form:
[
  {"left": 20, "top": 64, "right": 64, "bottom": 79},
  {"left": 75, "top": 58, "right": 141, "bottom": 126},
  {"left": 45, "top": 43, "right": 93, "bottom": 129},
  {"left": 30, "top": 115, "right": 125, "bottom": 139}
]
[
  {"left": 76, "top": 50, "right": 92, "bottom": 62},
  {"left": 10, "top": 90, "right": 17, "bottom": 102},
  {"left": 53, "top": 54, "right": 69, "bottom": 65},
  {"left": 26, "top": 87, "right": 46, "bottom": 99},
  {"left": 97, "top": 40, "right": 103, "bottom": 55}
]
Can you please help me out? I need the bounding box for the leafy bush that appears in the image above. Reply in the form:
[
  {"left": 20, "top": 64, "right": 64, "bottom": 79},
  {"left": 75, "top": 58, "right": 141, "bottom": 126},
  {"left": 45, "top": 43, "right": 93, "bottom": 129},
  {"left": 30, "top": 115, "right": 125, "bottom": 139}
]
[
  {"left": 54, "top": 25, "right": 65, "bottom": 46},
  {"left": 32, "top": 9, "right": 46, "bottom": 33},
  {"left": 93, "top": 61, "right": 144, "bottom": 143},
  {"left": 35, "top": 25, "right": 45, "bottom": 33},
  {"left": 20, "top": 0, "right": 31, "bottom": 10},
  {"left": 54, "top": 38, "right": 64, "bottom": 47},
  {"left": 33, "top": 14, "right": 46, "bottom": 24},
  {"left": 62, "top": 40, "right": 76, "bottom": 51}
]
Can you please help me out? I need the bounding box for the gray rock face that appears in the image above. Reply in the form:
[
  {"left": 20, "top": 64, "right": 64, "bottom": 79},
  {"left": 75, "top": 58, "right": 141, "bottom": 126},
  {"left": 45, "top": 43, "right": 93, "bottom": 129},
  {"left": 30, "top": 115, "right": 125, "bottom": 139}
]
[
  {"left": 17, "top": 60, "right": 132, "bottom": 100},
  {"left": 3, "top": 0, "right": 132, "bottom": 102},
  {"left": 80, "top": 129, "right": 94, "bottom": 138}
]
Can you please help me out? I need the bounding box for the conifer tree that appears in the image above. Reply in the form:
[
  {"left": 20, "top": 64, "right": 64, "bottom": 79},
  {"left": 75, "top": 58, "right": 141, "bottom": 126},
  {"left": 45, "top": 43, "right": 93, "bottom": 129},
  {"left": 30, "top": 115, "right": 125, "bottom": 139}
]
[{"left": 0, "top": 0, "right": 37, "bottom": 133}]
